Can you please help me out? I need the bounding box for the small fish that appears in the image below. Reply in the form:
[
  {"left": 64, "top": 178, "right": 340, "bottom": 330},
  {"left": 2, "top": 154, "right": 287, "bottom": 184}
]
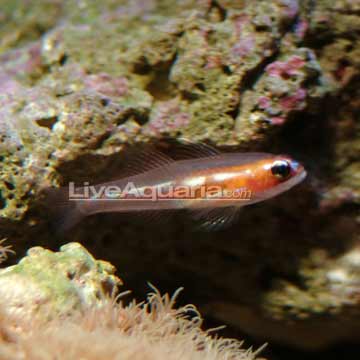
[{"left": 47, "top": 142, "right": 306, "bottom": 232}]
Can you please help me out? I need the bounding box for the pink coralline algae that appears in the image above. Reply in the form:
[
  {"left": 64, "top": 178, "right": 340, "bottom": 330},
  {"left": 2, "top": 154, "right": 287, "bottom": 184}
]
[
  {"left": 232, "top": 36, "right": 255, "bottom": 58},
  {"left": 233, "top": 14, "right": 250, "bottom": 35},
  {"left": 205, "top": 55, "right": 223, "bottom": 70},
  {"left": 294, "top": 19, "right": 309, "bottom": 39},
  {"left": 0, "top": 74, "right": 23, "bottom": 105},
  {"left": 0, "top": 42, "right": 43, "bottom": 78},
  {"left": 102, "top": 0, "right": 156, "bottom": 21},
  {"left": 83, "top": 73, "right": 129, "bottom": 98},
  {"left": 280, "top": 88, "right": 307, "bottom": 111},
  {"left": 146, "top": 99, "right": 190, "bottom": 135},
  {"left": 269, "top": 116, "right": 286, "bottom": 125},
  {"left": 258, "top": 96, "right": 271, "bottom": 110},
  {"left": 280, "top": 0, "right": 299, "bottom": 19},
  {"left": 231, "top": 14, "right": 255, "bottom": 59},
  {"left": 266, "top": 55, "right": 306, "bottom": 78}
]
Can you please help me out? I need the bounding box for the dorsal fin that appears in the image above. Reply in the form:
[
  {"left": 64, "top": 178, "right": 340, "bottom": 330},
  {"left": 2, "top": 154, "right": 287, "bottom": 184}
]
[
  {"left": 167, "top": 138, "right": 221, "bottom": 160},
  {"left": 121, "top": 146, "right": 174, "bottom": 177}
]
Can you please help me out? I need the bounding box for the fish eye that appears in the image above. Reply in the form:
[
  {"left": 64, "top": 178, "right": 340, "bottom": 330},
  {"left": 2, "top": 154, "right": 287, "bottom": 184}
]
[{"left": 271, "top": 160, "right": 291, "bottom": 179}]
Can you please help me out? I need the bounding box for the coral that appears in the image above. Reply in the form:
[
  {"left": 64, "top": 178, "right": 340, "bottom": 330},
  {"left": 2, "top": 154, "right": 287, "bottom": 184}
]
[
  {"left": 0, "top": 244, "right": 263, "bottom": 360},
  {"left": 0, "top": 243, "right": 121, "bottom": 321},
  {"left": 0, "top": 239, "right": 14, "bottom": 264}
]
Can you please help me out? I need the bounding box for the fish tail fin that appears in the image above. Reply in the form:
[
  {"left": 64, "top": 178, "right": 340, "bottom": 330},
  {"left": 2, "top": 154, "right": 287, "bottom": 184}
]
[{"left": 43, "top": 187, "right": 85, "bottom": 233}]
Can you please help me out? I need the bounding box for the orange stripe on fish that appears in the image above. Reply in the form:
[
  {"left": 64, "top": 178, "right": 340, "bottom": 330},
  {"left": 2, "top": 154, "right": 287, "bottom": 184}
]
[{"left": 45, "top": 142, "right": 306, "bottom": 232}]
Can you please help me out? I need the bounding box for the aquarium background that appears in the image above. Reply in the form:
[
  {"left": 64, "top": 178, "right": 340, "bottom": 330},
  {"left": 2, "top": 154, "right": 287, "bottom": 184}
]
[{"left": 0, "top": 0, "right": 359, "bottom": 359}]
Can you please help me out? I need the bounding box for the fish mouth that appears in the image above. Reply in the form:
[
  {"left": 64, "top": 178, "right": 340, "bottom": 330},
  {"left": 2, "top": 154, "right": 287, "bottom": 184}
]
[
  {"left": 281, "top": 168, "right": 307, "bottom": 192},
  {"left": 248, "top": 168, "right": 307, "bottom": 205},
  {"left": 290, "top": 160, "right": 301, "bottom": 171},
  {"left": 298, "top": 169, "right": 307, "bottom": 182}
]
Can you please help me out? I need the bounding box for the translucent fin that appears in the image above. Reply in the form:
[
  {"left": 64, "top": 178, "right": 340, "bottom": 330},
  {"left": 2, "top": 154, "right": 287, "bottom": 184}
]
[
  {"left": 167, "top": 138, "right": 221, "bottom": 160},
  {"left": 120, "top": 146, "right": 174, "bottom": 177},
  {"left": 190, "top": 206, "right": 240, "bottom": 231},
  {"left": 131, "top": 209, "right": 175, "bottom": 227},
  {"left": 42, "top": 187, "right": 85, "bottom": 233}
]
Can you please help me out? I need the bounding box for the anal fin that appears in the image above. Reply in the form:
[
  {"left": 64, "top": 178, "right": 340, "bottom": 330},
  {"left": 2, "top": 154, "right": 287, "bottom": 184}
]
[{"left": 130, "top": 209, "right": 175, "bottom": 227}]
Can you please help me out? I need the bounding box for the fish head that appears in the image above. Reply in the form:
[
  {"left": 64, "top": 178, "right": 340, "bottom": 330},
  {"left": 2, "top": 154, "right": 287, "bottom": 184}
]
[
  {"left": 228, "top": 154, "right": 308, "bottom": 205},
  {"left": 254, "top": 155, "right": 307, "bottom": 201}
]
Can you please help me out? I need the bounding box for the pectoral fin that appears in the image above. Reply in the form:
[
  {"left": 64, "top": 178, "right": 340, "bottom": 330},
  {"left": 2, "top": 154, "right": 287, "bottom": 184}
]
[{"left": 189, "top": 206, "right": 240, "bottom": 231}]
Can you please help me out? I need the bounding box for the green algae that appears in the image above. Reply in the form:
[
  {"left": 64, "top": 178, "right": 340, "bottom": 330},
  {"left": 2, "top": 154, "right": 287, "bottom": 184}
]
[
  {"left": 0, "top": 0, "right": 63, "bottom": 53},
  {"left": 0, "top": 242, "right": 121, "bottom": 320}
]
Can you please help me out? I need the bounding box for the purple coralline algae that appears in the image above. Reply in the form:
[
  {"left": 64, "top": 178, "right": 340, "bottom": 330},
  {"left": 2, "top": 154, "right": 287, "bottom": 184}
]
[
  {"left": 265, "top": 55, "right": 306, "bottom": 78},
  {"left": 83, "top": 73, "right": 129, "bottom": 98},
  {"left": 144, "top": 99, "right": 190, "bottom": 136}
]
